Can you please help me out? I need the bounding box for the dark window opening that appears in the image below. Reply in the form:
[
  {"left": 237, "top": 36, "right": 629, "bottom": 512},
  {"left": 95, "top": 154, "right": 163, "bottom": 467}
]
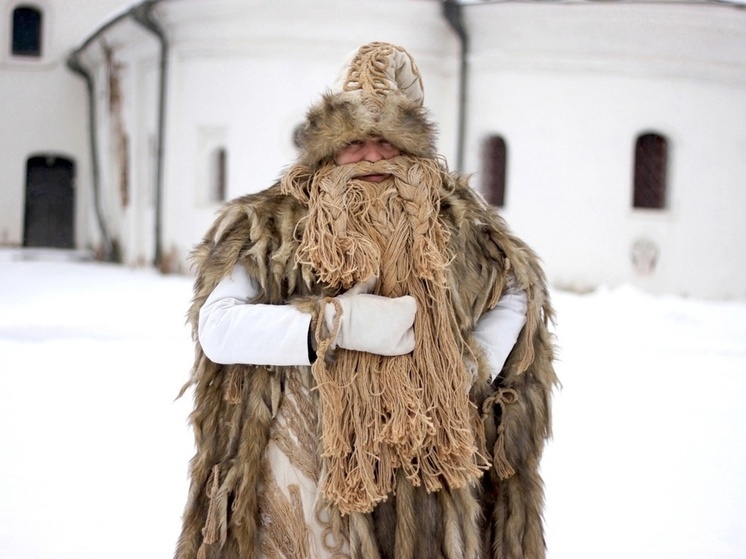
[
  {"left": 12, "top": 6, "right": 43, "bottom": 57},
  {"left": 481, "top": 135, "right": 507, "bottom": 207},
  {"left": 211, "top": 148, "right": 228, "bottom": 202},
  {"left": 633, "top": 133, "right": 668, "bottom": 209}
]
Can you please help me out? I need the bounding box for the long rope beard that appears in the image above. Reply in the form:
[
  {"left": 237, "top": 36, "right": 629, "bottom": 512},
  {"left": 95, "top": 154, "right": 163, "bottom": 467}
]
[{"left": 281, "top": 155, "right": 487, "bottom": 514}]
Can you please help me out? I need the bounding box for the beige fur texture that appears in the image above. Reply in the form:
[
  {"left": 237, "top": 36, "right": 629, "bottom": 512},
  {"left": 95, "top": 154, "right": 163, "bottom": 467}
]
[
  {"left": 175, "top": 171, "right": 558, "bottom": 559},
  {"left": 176, "top": 41, "right": 556, "bottom": 559},
  {"left": 297, "top": 90, "right": 437, "bottom": 168}
]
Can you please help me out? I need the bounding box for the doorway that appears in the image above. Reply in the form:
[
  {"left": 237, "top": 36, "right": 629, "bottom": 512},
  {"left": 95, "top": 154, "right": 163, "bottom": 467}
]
[{"left": 23, "top": 156, "right": 75, "bottom": 248}]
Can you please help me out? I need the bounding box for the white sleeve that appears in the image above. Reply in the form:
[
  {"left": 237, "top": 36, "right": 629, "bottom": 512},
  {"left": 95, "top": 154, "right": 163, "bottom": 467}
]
[
  {"left": 198, "top": 264, "right": 313, "bottom": 366},
  {"left": 472, "top": 275, "right": 528, "bottom": 379}
]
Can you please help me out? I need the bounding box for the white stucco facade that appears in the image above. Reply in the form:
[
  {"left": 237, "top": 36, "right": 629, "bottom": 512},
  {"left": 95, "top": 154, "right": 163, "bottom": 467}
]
[
  {"left": 158, "top": 0, "right": 460, "bottom": 272},
  {"left": 463, "top": 3, "right": 746, "bottom": 298},
  {"left": 2, "top": 0, "right": 744, "bottom": 298},
  {"left": 0, "top": 0, "right": 128, "bottom": 249}
]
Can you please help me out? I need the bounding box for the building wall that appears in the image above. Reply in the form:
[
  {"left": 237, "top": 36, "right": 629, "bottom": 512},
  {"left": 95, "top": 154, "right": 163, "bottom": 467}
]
[
  {"left": 465, "top": 3, "right": 746, "bottom": 298},
  {"left": 156, "top": 0, "right": 460, "bottom": 271},
  {"left": 3, "top": 0, "right": 744, "bottom": 298},
  {"left": 0, "top": 0, "right": 134, "bottom": 249},
  {"left": 75, "top": 20, "right": 161, "bottom": 264}
]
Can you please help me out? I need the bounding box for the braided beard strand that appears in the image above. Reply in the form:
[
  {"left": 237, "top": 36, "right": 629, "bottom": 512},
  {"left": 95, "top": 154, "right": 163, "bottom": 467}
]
[{"left": 281, "top": 156, "right": 488, "bottom": 514}]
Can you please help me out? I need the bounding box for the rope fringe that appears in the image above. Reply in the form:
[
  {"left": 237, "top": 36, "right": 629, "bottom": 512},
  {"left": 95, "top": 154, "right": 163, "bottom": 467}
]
[
  {"left": 341, "top": 42, "right": 419, "bottom": 109},
  {"left": 225, "top": 368, "right": 243, "bottom": 405},
  {"left": 484, "top": 388, "right": 519, "bottom": 480},
  {"left": 286, "top": 155, "right": 488, "bottom": 514},
  {"left": 197, "top": 464, "right": 222, "bottom": 559}
]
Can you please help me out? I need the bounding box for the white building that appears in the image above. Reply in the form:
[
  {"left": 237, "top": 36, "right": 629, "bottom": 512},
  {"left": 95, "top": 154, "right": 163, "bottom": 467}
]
[
  {"left": 2, "top": 0, "right": 745, "bottom": 298},
  {"left": 0, "top": 0, "right": 133, "bottom": 253}
]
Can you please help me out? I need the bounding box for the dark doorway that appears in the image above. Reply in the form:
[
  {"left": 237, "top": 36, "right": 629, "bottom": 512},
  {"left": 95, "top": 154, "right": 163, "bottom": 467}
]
[{"left": 23, "top": 156, "right": 75, "bottom": 248}]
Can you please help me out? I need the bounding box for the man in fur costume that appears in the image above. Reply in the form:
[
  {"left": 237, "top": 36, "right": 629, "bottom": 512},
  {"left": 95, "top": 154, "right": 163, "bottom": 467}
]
[{"left": 176, "top": 42, "right": 557, "bottom": 559}]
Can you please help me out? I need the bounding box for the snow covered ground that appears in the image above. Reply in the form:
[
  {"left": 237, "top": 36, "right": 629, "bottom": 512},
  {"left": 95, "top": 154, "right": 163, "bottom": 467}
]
[{"left": 1, "top": 250, "right": 744, "bottom": 558}]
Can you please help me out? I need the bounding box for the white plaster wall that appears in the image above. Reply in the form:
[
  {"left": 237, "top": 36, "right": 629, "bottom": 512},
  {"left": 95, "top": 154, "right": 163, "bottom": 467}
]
[
  {"left": 131, "top": 59, "right": 159, "bottom": 266},
  {"left": 464, "top": 3, "right": 746, "bottom": 298},
  {"left": 119, "top": 52, "right": 161, "bottom": 267},
  {"left": 158, "top": 0, "right": 460, "bottom": 270},
  {"left": 74, "top": 19, "right": 161, "bottom": 265},
  {"left": 13, "top": 0, "right": 741, "bottom": 297},
  {"left": 0, "top": 64, "right": 86, "bottom": 244},
  {"left": 0, "top": 0, "right": 135, "bottom": 248}
]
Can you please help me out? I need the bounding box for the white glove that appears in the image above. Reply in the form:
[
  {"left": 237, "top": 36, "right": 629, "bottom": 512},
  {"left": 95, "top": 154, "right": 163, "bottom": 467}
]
[{"left": 324, "top": 278, "right": 416, "bottom": 356}]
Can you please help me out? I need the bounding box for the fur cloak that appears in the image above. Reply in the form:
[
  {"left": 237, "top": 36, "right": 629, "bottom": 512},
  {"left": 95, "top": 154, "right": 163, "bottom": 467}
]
[{"left": 175, "top": 171, "right": 558, "bottom": 559}]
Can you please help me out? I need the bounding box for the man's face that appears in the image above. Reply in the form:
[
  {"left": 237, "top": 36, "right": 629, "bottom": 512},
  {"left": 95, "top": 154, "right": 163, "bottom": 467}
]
[{"left": 334, "top": 137, "right": 401, "bottom": 183}]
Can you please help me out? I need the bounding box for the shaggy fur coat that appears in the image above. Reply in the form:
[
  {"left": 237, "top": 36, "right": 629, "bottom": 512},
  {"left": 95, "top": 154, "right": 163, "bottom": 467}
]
[{"left": 175, "top": 173, "right": 557, "bottom": 559}]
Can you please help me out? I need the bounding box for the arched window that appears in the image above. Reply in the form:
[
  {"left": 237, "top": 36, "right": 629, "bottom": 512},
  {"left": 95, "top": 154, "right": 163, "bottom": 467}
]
[
  {"left": 12, "top": 5, "right": 43, "bottom": 57},
  {"left": 481, "top": 135, "right": 507, "bottom": 207},
  {"left": 633, "top": 132, "right": 668, "bottom": 209},
  {"left": 210, "top": 147, "right": 228, "bottom": 203},
  {"left": 196, "top": 127, "right": 228, "bottom": 205}
]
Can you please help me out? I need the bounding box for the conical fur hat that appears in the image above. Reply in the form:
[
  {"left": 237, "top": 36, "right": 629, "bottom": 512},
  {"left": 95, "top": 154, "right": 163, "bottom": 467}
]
[{"left": 297, "top": 42, "right": 437, "bottom": 167}]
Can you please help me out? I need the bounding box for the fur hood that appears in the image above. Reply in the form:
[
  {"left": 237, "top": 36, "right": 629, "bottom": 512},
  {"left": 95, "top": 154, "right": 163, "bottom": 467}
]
[
  {"left": 296, "top": 42, "right": 438, "bottom": 167},
  {"left": 297, "top": 89, "right": 437, "bottom": 167}
]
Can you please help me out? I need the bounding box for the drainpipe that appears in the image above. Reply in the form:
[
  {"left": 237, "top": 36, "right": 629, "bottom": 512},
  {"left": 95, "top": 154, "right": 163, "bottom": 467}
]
[
  {"left": 131, "top": 1, "right": 168, "bottom": 269},
  {"left": 66, "top": 0, "right": 166, "bottom": 264},
  {"left": 442, "top": 0, "right": 469, "bottom": 174},
  {"left": 66, "top": 54, "right": 115, "bottom": 261}
]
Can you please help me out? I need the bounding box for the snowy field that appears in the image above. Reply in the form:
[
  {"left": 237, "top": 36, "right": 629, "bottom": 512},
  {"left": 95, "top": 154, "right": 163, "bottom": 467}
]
[{"left": 1, "top": 250, "right": 744, "bottom": 559}]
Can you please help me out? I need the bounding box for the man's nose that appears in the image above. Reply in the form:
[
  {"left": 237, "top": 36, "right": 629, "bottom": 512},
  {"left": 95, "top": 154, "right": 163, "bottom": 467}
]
[{"left": 361, "top": 144, "right": 384, "bottom": 162}]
